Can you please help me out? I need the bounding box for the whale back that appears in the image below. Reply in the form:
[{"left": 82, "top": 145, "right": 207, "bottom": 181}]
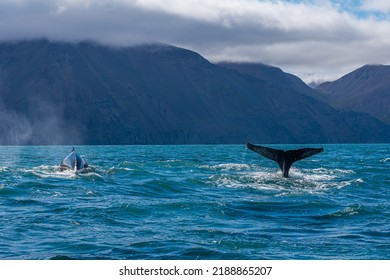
[{"left": 60, "top": 150, "right": 88, "bottom": 171}]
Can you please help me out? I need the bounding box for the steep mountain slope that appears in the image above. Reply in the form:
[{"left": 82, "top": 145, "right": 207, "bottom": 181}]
[
  {"left": 0, "top": 40, "right": 389, "bottom": 145},
  {"left": 316, "top": 64, "right": 390, "bottom": 124},
  {"left": 219, "top": 62, "right": 316, "bottom": 97}
]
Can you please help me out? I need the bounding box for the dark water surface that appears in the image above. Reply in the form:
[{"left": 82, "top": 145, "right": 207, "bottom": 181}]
[{"left": 0, "top": 144, "right": 389, "bottom": 259}]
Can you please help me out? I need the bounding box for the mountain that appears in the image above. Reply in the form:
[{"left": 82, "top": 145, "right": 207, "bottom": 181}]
[
  {"left": 316, "top": 64, "right": 390, "bottom": 124},
  {"left": 0, "top": 39, "right": 389, "bottom": 145},
  {"left": 218, "top": 62, "right": 317, "bottom": 98}
]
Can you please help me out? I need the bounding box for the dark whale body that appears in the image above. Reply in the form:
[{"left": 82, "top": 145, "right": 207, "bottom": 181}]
[
  {"left": 60, "top": 148, "right": 89, "bottom": 172},
  {"left": 246, "top": 143, "right": 324, "bottom": 177}
]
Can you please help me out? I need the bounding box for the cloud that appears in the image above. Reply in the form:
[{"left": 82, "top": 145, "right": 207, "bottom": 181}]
[
  {"left": 0, "top": 0, "right": 390, "bottom": 82},
  {"left": 361, "top": 0, "right": 390, "bottom": 13}
]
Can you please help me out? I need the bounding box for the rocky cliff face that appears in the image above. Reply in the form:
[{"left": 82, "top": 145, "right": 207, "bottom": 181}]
[
  {"left": 0, "top": 40, "right": 389, "bottom": 145},
  {"left": 316, "top": 64, "right": 390, "bottom": 124}
]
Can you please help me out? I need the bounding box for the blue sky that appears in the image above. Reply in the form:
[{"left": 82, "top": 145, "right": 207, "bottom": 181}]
[
  {"left": 329, "top": 0, "right": 389, "bottom": 19},
  {"left": 1, "top": 0, "right": 390, "bottom": 82},
  {"left": 287, "top": 0, "right": 385, "bottom": 18}
]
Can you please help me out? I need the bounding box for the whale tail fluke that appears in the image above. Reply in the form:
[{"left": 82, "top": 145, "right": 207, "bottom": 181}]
[{"left": 246, "top": 143, "right": 323, "bottom": 177}]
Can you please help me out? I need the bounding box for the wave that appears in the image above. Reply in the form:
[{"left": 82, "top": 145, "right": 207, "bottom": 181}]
[
  {"left": 333, "top": 205, "right": 365, "bottom": 217},
  {"left": 15, "top": 165, "right": 104, "bottom": 181},
  {"left": 207, "top": 164, "right": 357, "bottom": 195},
  {"left": 0, "top": 166, "right": 11, "bottom": 172},
  {"left": 321, "top": 204, "right": 386, "bottom": 219},
  {"left": 28, "top": 165, "right": 79, "bottom": 179},
  {"left": 205, "top": 163, "right": 251, "bottom": 171}
]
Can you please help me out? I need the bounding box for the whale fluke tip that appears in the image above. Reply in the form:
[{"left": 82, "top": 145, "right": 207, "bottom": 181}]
[{"left": 246, "top": 143, "right": 323, "bottom": 177}]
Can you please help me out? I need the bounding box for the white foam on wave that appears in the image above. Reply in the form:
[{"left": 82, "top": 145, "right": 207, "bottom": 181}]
[
  {"left": 209, "top": 168, "right": 288, "bottom": 192},
  {"left": 332, "top": 204, "right": 364, "bottom": 217},
  {"left": 295, "top": 167, "right": 358, "bottom": 192},
  {"left": 209, "top": 164, "right": 357, "bottom": 195},
  {"left": 0, "top": 167, "right": 10, "bottom": 172},
  {"left": 26, "top": 165, "right": 78, "bottom": 179},
  {"left": 120, "top": 167, "right": 134, "bottom": 171},
  {"left": 78, "top": 171, "right": 103, "bottom": 180},
  {"left": 25, "top": 165, "right": 103, "bottom": 180},
  {"left": 306, "top": 167, "right": 354, "bottom": 175},
  {"left": 205, "top": 163, "right": 251, "bottom": 171},
  {"left": 292, "top": 168, "right": 335, "bottom": 180}
]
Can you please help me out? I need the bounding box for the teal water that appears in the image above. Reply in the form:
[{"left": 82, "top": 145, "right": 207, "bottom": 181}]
[{"left": 0, "top": 144, "right": 389, "bottom": 259}]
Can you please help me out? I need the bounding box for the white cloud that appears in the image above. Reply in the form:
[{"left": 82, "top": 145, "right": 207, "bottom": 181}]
[
  {"left": 361, "top": 0, "right": 390, "bottom": 13},
  {"left": 0, "top": 0, "right": 390, "bottom": 82}
]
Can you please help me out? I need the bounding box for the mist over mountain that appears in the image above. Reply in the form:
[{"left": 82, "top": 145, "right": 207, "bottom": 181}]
[
  {"left": 316, "top": 64, "right": 390, "bottom": 124},
  {"left": 0, "top": 39, "right": 389, "bottom": 145}
]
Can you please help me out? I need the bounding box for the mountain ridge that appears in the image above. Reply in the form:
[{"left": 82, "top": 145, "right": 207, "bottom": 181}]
[
  {"left": 0, "top": 39, "right": 389, "bottom": 145},
  {"left": 316, "top": 64, "right": 390, "bottom": 124}
]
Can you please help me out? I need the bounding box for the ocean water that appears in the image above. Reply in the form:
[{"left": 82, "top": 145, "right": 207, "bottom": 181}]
[{"left": 0, "top": 144, "right": 389, "bottom": 260}]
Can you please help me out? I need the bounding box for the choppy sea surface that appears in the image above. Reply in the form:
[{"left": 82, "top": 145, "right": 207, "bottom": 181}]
[{"left": 0, "top": 144, "right": 389, "bottom": 260}]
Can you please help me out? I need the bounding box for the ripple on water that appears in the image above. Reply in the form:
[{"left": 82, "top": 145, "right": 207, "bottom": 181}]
[{"left": 1, "top": 144, "right": 389, "bottom": 260}]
